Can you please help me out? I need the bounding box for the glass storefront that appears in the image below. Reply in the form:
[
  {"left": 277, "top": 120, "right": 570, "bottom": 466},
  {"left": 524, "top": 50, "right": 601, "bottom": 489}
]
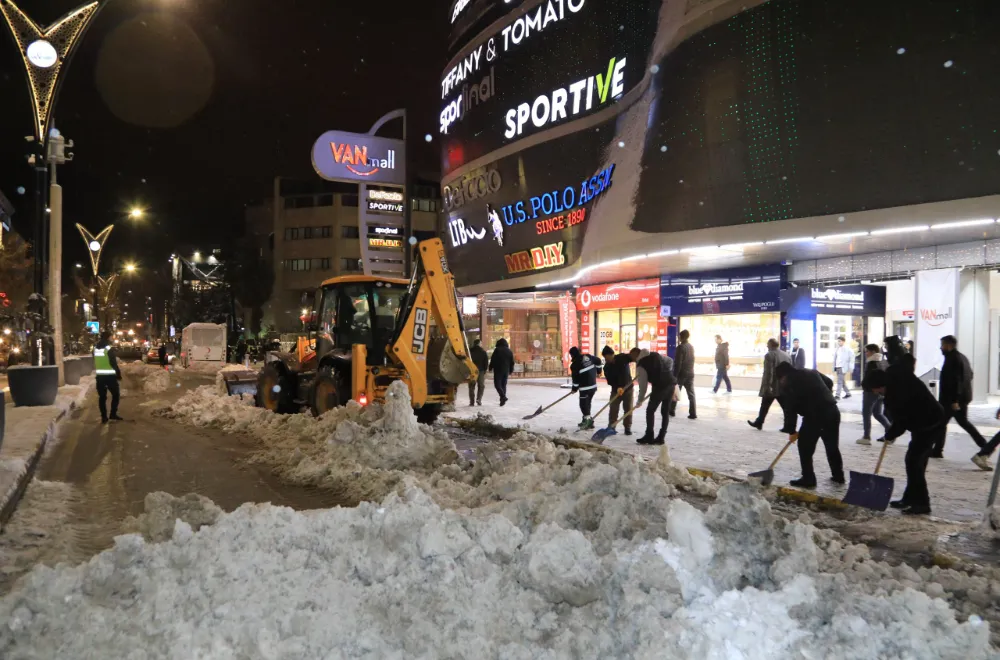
[
  {"left": 593, "top": 308, "right": 660, "bottom": 354},
  {"left": 481, "top": 296, "right": 567, "bottom": 376},
  {"left": 679, "top": 313, "right": 781, "bottom": 378}
]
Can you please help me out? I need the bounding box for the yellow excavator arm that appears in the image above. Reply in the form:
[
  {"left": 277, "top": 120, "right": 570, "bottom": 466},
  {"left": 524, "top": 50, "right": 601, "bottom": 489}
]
[{"left": 388, "top": 238, "right": 478, "bottom": 406}]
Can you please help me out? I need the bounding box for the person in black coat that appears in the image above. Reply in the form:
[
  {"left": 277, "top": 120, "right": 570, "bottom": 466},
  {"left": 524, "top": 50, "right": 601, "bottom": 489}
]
[
  {"left": 775, "top": 362, "right": 844, "bottom": 488},
  {"left": 865, "top": 366, "right": 946, "bottom": 515},
  {"left": 632, "top": 348, "right": 678, "bottom": 445},
  {"left": 488, "top": 338, "right": 515, "bottom": 406},
  {"left": 569, "top": 346, "right": 601, "bottom": 430},
  {"left": 601, "top": 345, "right": 635, "bottom": 436},
  {"left": 671, "top": 329, "right": 696, "bottom": 419},
  {"left": 158, "top": 344, "right": 168, "bottom": 368},
  {"left": 790, "top": 338, "right": 807, "bottom": 369},
  {"left": 468, "top": 338, "right": 489, "bottom": 406},
  {"left": 936, "top": 335, "right": 986, "bottom": 457}
]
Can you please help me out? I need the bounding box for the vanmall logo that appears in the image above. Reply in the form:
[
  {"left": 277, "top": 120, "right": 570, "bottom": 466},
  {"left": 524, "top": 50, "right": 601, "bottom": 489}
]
[
  {"left": 811, "top": 288, "right": 864, "bottom": 303},
  {"left": 920, "top": 307, "right": 953, "bottom": 327},
  {"left": 330, "top": 143, "right": 397, "bottom": 178},
  {"left": 687, "top": 282, "right": 744, "bottom": 296}
]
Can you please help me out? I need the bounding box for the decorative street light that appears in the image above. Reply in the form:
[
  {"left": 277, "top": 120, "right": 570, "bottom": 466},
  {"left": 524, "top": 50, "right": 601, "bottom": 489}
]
[{"left": 76, "top": 223, "right": 114, "bottom": 277}]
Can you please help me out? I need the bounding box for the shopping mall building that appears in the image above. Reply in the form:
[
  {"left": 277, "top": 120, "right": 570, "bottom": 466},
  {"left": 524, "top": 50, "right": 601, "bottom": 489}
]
[{"left": 440, "top": 0, "right": 1000, "bottom": 398}]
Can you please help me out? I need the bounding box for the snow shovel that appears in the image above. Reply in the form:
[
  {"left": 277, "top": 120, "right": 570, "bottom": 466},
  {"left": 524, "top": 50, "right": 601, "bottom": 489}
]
[
  {"left": 592, "top": 395, "right": 647, "bottom": 443},
  {"left": 842, "top": 435, "right": 894, "bottom": 511},
  {"left": 748, "top": 434, "right": 797, "bottom": 486},
  {"left": 523, "top": 390, "right": 576, "bottom": 420}
]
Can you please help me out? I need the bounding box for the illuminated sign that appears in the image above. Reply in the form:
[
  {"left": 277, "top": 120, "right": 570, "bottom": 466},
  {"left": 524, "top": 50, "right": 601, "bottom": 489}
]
[
  {"left": 501, "top": 164, "right": 613, "bottom": 225},
  {"left": 536, "top": 208, "right": 586, "bottom": 235},
  {"left": 451, "top": 0, "right": 472, "bottom": 24},
  {"left": 369, "top": 237, "right": 403, "bottom": 249},
  {"left": 504, "top": 241, "right": 565, "bottom": 274},
  {"left": 440, "top": 68, "right": 496, "bottom": 135},
  {"left": 448, "top": 204, "right": 506, "bottom": 248},
  {"left": 369, "top": 226, "right": 401, "bottom": 236},
  {"left": 504, "top": 56, "right": 625, "bottom": 139},
  {"left": 368, "top": 200, "right": 404, "bottom": 214},
  {"left": 26, "top": 40, "right": 57, "bottom": 68},
  {"left": 312, "top": 130, "right": 405, "bottom": 186},
  {"left": 368, "top": 190, "right": 404, "bottom": 202},
  {"left": 443, "top": 168, "right": 502, "bottom": 212}
]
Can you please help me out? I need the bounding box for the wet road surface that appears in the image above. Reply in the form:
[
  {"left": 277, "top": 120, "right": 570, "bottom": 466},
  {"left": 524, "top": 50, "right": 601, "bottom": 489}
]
[{"left": 1, "top": 368, "right": 345, "bottom": 592}]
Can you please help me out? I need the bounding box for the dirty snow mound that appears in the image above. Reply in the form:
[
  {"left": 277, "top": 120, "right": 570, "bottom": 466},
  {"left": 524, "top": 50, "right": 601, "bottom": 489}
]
[
  {"left": 0, "top": 485, "right": 991, "bottom": 659},
  {"left": 119, "top": 362, "right": 169, "bottom": 393},
  {"left": 122, "top": 492, "right": 224, "bottom": 543}
]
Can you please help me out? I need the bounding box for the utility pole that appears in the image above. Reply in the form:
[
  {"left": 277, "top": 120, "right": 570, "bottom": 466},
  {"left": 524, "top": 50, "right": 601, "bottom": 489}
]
[{"left": 47, "top": 131, "right": 73, "bottom": 384}]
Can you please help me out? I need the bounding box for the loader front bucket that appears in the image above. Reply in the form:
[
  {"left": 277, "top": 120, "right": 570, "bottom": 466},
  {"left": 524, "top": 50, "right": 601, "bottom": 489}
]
[{"left": 222, "top": 370, "right": 260, "bottom": 399}]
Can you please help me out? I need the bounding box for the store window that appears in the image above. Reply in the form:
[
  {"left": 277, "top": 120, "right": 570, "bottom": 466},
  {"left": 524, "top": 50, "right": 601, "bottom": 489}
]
[
  {"left": 679, "top": 313, "right": 780, "bottom": 378},
  {"left": 483, "top": 308, "right": 563, "bottom": 376}
]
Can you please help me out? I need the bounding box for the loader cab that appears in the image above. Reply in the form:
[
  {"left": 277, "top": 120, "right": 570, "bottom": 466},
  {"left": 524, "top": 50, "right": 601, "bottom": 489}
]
[{"left": 314, "top": 275, "right": 408, "bottom": 364}]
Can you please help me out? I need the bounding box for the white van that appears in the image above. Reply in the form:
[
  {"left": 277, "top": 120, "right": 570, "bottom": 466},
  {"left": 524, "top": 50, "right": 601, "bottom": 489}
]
[{"left": 180, "top": 323, "right": 227, "bottom": 368}]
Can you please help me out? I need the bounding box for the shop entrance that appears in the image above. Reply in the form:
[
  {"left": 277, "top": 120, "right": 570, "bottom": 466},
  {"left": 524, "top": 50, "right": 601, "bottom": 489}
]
[{"left": 595, "top": 308, "right": 659, "bottom": 354}]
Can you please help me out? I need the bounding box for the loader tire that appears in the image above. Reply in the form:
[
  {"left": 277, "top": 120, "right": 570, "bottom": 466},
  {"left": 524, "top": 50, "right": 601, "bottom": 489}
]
[
  {"left": 310, "top": 367, "right": 343, "bottom": 418},
  {"left": 256, "top": 364, "right": 296, "bottom": 414},
  {"left": 415, "top": 404, "right": 442, "bottom": 426}
]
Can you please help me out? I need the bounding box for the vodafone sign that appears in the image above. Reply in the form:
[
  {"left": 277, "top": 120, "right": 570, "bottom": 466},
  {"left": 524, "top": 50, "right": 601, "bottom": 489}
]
[{"left": 576, "top": 279, "right": 659, "bottom": 311}]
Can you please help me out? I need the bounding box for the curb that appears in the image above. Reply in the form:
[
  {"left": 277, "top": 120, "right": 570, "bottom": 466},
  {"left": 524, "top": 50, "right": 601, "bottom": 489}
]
[{"left": 0, "top": 379, "right": 93, "bottom": 529}]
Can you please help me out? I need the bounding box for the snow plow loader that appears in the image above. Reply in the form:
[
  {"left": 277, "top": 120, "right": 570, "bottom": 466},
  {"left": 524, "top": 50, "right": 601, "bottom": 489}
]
[{"left": 227, "top": 238, "right": 477, "bottom": 424}]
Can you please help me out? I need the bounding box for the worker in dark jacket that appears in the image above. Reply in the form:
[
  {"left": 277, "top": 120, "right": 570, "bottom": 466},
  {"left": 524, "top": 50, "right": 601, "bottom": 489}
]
[
  {"left": 670, "top": 329, "right": 696, "bottom": 419},
  {"left": 488, "top": 338, "right": 515, "bottom": 406},
  {"left": 712, "top": 335, "right": 731, "bottom": 394},
  {"left": 601, "top": 346, "right": 636, "bottom": 436},
  {"left": 936, "top": 335, "right": 986, "bottom": 457},
  {"left": 631, "top": 348, "right": 678, "bottom": 445},
  {"left": 93, "top": 331, "right": 124, "bottom": 424},
  {"left": 569, "top": 346, "right": 601, "bottom": 430},
  {"left": 865, "top": 366, "right": 946, "bottom": 515},
  {"left": 775, "top": 362, "right": 844, "bottom": 488},
  {"left": 468, "top": 339, "right": 489, "bottom": 406}
]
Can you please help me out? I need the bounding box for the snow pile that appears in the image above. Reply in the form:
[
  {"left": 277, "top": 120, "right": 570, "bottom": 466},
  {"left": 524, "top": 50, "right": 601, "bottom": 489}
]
[
  {"left": 158, "top": 380, "right": 460, "bottom": 504},
  {"left": 119, "top": 362, "right": 169, "bottom": 394},
  {"left": 0, "top": 485, "right": 992, "bottom": 658},
  {"left": 122, "top": 492, "right": 224, "bottom": 543}
]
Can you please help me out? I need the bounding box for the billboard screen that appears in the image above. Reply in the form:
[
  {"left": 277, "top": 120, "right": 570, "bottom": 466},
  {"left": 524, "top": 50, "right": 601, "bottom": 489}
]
[{"left": 443, "top": 0, "right": 1000, "bottom": 287}]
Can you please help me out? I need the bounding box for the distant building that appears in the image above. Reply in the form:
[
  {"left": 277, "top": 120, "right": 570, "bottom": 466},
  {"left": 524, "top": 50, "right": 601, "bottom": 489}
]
[
  {"left": 245, "top": 176, "right": 441, "bottom": 332},
  {"left": 0, "top": 188, "right": 13, "bottom": 245}
]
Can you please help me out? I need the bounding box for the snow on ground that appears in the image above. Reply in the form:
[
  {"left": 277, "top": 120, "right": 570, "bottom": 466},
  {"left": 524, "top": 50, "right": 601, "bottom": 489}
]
[
  {"left": 119, "top": 362, "right": 170, "bottom": 394},
  {"left": 122, "top": 492, "right": 223, "bottom": 543},
  {"left": 0, "top": 480, "right": 993, "bottom": 659},
  {"left": 156, "top": 380, "right": 460, "bottom": 504}
]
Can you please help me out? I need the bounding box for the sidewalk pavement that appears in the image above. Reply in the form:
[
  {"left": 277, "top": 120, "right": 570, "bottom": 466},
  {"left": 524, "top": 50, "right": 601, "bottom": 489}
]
[
  {"left": 0, "top": 378, "right": 93, "bottom": 528},
  {"left": 446, "top": 380, "right": 1000, "bottom": 523}
]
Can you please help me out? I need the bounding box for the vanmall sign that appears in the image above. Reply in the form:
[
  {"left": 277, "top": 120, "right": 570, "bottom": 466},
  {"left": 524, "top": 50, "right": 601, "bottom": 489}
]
[{"left": 312, "top": 130, "right": 406, "bottom": 186}]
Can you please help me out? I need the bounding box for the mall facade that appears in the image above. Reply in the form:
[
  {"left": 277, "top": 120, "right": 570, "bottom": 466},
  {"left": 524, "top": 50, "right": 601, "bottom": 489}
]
[{"left": 442, "top": 0, "right": 1000, "bottom": 399}]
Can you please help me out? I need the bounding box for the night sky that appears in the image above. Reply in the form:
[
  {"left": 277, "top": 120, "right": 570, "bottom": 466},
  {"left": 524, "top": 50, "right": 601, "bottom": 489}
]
[{"left": 0, "top": 0, "right": 448, "bottom": 270}]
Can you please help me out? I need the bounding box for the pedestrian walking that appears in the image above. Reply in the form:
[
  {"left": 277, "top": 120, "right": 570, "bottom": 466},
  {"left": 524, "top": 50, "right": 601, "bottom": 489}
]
[
  {"left": 712, "top": 335, "right": 732, "bottom": 394},
  {"left": 93, "top": 331, "right": 123, "bottom": 424},
  {"left": 775, "top": 362, "right": 845, "bottom": 488},
  {"left": 972, "top": 408, "right": 1000, "bottom": 471},
  {"left": 935, "top": 335, "right": 987, "bottom": 458},
  {"left": 158, "top": 344, "right": 168, "bottom": 368},
  {"left": 906, "top": 340, "right": 915, "bottom": 355},
  {"left": 670, "top": 329, "right": 696, "bottom": 419},
  {"left": 488, "top": 338, "right": 514, "bottom": 406},
  {"left": 857, "top": 344, "right": 892, "bottom": 445},
  {"left": 601, "top": 345, "right": 635, "bottom": 436},
  {"left": 791, "top": 338, "right": 806, "bottom": 369},
  {"left": 864, "top": 366, "right": 946, "bottom": 516},
  {"left": 747, "top": 338, "right": 793, "bottom": 432},
  {"left": 469, "top": 338, "right": 489, "bottom": 406},
  {"left": 833, "top": 336, "right": 853, "bottom": 399},
  {"left": 632, "top": 348, "right": 678, "bottom": 445},
  {"left": 569, "top": 346, "right": 601, "bottom": 430}
]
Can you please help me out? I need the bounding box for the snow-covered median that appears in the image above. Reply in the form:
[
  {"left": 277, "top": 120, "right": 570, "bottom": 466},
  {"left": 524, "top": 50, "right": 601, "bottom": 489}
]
[
  {"left": 119, "top": 362, "right": 170, "bottom": 394},
  {"left": 0, "top": 483, "right": 992, "bottom": 658}
]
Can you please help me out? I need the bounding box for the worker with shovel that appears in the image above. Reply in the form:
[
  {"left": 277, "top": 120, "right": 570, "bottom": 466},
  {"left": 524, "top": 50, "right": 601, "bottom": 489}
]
[
  {"left": 569, "top": 347, "right": 602, "bottom": 430},
  {"left": 601, "top": 345, "right": 635, "bottom": 436},
  {"left": 775, "top": 362, "right": 845, "bottom": 488},
  {"left": 632, "top": 348, "right": 678, "bottom": 446},
  {"left": 863, "top": 367, "right": 946, "bottom": 515}
]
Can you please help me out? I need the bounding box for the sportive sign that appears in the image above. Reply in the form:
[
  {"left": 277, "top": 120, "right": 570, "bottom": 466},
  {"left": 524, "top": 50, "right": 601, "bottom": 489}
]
[{"left": 312, "top": 131, "right": 405, "bottom": 186}]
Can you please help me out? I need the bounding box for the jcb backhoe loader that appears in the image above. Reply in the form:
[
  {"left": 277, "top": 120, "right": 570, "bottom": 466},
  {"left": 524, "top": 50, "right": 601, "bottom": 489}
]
[{"left": 223, "top": 238, "right": 477, "bottom": 423}]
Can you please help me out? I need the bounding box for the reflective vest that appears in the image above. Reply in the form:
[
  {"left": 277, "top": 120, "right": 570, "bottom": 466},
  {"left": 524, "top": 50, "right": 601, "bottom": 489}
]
[{"left": 94, "top": 347, "right": 116, "bottom": 376}]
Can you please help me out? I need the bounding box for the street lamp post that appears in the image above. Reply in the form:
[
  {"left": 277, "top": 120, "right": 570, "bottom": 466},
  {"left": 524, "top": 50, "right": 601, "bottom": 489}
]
[{"left": 1, "top": 1, "right": 103, "bottom": 378}]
